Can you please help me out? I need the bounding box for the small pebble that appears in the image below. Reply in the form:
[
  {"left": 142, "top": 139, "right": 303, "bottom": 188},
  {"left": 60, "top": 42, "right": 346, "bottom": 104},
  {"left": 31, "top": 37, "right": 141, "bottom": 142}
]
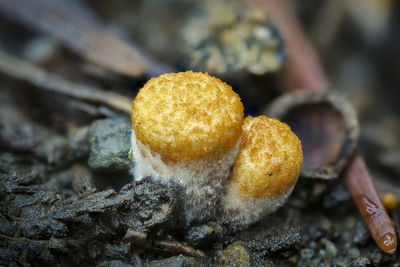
[
  {"left": 321, "top": 238, "right": 337, "bottom": 258},
  {"left": 300, "top": 248, "right": 314, "bottom": 259},
  {"left": 347, "top": 247, "right": 360, "bottom": 258},
  {"left": 353, "top": 221, "right": 369, "bottom": 246}
]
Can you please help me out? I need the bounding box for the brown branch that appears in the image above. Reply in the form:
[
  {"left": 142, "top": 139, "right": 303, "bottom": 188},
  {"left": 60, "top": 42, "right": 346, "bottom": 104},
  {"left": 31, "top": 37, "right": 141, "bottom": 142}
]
[{"left": 344, "top": 153, "right": 397, "bottom": 254}]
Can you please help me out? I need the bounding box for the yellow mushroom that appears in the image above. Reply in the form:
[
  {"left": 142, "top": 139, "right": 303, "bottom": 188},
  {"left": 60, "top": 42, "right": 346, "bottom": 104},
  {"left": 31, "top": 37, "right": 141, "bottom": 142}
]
[
  {"left": 131, "top": 71, "right": 243, "bottom": 222},
  {"left": 131, "top": 72, "right": 302, "bottom": 226},
  {"left": 221, "top": 115, "right": 302, "bottom": 228}
]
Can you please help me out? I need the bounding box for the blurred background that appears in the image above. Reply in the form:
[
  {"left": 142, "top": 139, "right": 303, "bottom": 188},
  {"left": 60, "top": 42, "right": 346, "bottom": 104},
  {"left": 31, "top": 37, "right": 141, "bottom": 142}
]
[{"left": 0, "top": 0, "right": 399, "bottom": 265}]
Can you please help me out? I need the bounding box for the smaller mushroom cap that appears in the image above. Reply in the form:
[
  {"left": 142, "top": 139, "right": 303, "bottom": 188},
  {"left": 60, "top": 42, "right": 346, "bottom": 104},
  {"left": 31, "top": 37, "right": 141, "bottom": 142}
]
[{"left": 231, "top": 115, "right": 302, "bottom": 199}]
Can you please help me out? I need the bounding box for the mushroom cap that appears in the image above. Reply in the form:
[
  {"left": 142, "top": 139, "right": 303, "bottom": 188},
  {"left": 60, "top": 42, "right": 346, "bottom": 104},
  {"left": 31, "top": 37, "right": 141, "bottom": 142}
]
[
  {"left": 231, "top": 115, "right": 302, "bottom": 199},
  {"left": 131, "top": 71, "right": 244, "bottom": 163}
]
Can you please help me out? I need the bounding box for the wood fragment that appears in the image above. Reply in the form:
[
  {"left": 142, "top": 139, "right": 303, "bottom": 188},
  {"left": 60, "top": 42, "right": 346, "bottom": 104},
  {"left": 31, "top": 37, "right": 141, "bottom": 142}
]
[
  {"left": 123, "top": 229, "right": 205, "bottom": 258},
  {"left": 0, "top": 49, "right": 131, "bottom": 114},
  {"left": 154, "top": 239, "right": 205, "bottom": 258},
  {"left": 0, "top": 0, "right": 148, "bottom": 77},
  {"left": 123, "top": 230, "right": 149, "bottom": 250},
  {"left": 344, "top": 153, "right": 397, "bottom": 254}
]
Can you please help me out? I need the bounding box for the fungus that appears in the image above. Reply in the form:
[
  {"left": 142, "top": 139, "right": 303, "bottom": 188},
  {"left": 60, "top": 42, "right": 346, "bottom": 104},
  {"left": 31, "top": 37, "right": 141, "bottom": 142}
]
[
  {"left": 131, "top": 71, "right": 302, "bottom": 227},
  {"left": 131, "top": 71, "right": 243, "bottom": 222},
  {"left": 221, "top": 116, "right": 302, "bottom": 227}
]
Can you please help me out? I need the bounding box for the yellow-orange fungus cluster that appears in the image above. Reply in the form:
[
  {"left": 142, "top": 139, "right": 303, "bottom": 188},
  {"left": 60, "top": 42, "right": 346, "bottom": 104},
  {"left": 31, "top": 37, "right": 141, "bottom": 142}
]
[
  {"left": 130, "top": 71, "right": 303, "bottom": 227},
  {"left": 231, "top": 116, "right": 303, "bottom": 199},
  {"left": 132, "top": 71, "right": 243, "bottom": 163}
]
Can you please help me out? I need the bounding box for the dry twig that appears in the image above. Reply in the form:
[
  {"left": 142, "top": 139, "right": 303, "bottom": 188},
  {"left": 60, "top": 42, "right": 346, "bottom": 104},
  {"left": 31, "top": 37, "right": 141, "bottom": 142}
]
[
  {"left": 123, "top": 230, "right": 205, "bottom": 258},
  {"left": 0, "top": 49, "right": 131, "bottom": 114}
]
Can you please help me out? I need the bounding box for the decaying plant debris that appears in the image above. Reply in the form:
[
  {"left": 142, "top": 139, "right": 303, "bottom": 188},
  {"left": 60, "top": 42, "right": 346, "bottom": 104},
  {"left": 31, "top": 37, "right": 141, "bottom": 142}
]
[{"left": 1, "top": 0, "right": 400, "bottom": 266}]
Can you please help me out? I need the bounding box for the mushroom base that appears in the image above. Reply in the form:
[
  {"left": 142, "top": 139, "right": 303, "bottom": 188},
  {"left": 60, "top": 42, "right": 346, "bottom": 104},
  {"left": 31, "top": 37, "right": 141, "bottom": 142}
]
[
  {"left": 220, "top": 182, "right": 296, "bottom": 229},
  {"left": 130, "top": 130, "right": 241, "bottom": 223}
]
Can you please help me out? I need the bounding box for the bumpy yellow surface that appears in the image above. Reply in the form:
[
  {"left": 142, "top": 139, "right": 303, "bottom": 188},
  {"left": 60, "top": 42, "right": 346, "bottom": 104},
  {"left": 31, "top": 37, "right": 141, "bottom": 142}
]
[
  {"left": 132, "top": 71, "right": 244, "bottom": 162},
  {"left": 231, "top": 116, "right": 303, "bottom": 199}
]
